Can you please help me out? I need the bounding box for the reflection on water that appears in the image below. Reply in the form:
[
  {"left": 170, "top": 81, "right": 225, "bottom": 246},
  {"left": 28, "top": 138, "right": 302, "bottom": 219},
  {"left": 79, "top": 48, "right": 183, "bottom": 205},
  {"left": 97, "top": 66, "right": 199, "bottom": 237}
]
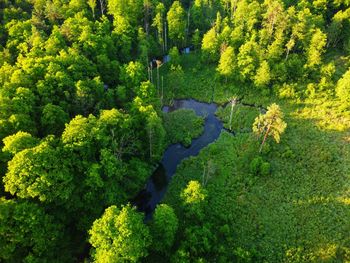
[{"left": 133, "top": 99, "right": 223, "bottom": 217}]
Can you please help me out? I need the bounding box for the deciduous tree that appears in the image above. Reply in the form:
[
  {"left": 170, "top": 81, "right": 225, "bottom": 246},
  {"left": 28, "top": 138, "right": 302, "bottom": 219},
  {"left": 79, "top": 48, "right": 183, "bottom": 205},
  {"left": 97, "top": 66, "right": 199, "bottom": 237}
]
[
  {"left": 89, "top": 204, "right": 151, "bottom": 262},
  {"left": 253, "top": 103, "right": 287, "bottom": 152}
]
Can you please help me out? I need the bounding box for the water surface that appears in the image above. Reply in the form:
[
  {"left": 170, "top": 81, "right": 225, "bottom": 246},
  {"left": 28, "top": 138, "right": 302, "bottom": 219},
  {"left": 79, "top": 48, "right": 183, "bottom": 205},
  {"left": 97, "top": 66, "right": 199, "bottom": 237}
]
[{"left": 134, "top": 99, "right": 223, "bottom": 215}]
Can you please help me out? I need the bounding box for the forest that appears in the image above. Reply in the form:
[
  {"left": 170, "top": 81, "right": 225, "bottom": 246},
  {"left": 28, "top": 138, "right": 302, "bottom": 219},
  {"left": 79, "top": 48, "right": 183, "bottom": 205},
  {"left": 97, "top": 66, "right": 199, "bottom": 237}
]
[{"left": 0, "top": 0, "right": 349, "bottom": 262}]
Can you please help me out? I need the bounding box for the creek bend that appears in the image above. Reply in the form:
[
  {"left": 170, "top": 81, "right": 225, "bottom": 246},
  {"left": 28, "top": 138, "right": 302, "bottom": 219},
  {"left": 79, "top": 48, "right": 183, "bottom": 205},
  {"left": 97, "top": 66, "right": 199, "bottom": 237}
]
[{"left": 133, "top": 99, "right": 224, "bottom": 216}]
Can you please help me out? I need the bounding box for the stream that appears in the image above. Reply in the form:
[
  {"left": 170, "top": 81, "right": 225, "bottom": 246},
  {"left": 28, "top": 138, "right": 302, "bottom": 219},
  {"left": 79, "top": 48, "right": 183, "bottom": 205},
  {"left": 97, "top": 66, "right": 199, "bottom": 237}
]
[{"left": 133, "top": 99, "right": 223, "bottom": 216}]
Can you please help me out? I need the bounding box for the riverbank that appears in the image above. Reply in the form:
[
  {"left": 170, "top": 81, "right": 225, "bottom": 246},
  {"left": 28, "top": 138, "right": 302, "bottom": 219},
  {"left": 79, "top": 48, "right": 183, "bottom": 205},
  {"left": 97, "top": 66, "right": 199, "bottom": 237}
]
[{"left": 148, "top": 53, "right": 350, "bottom": 262}]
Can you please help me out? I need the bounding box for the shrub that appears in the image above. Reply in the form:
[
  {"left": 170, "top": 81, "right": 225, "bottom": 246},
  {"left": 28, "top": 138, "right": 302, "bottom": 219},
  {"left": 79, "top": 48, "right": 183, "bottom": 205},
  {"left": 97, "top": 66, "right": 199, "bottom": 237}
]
[{"left": 260, "top": 162, "right": 271, "bottom": 176}]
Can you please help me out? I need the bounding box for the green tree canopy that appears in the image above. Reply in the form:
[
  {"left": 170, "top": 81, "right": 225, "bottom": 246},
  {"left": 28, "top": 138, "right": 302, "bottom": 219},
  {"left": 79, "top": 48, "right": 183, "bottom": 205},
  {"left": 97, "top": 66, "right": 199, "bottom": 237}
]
[
  {"left": 253, "top": 103, "right": 287, "bottom": 152},
  {"left": 4, "top": 137, "right": 74, "bottom": 202},
  {"left": 336, "top": 68, "right": 350, "bottom": 109},
  {"left": 2, "top": 131, "right": 38, "bottom": 155},
  {"left": 0, "top": 198, "right": 67, "bottom": 262},
  {"left": 150, "top": 204, "right": 179, "bottom": 253},
  {"left": 217, "top": 46, "right": 236, "bottom": 81},
  {"left": 167, "top": 1, "right": 186, "bottom": 47},
  {"left": 89, "top": 204, "right": 151, "bottom": 262}
]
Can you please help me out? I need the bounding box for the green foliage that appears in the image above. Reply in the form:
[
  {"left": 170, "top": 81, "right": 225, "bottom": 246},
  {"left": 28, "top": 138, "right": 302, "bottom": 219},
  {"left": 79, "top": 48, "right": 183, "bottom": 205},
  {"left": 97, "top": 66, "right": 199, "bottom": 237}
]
[
  {"left": 201, "top": 27, "right": 219, "bottom": 62},
  {"left": 217, "top": 46, "right": 236, "bottom": 80},
  {"left": 306, "top": 28, "right": 327, "bottom": 68},
  {"left": 254, "top": 60, "right": 271, "bottom": 88},
  {"left": 89, "top": 204, "right": 151, "bottom": 262},
  {"left": 181, "top": 180, "right": 207, "bottom": 205},
  {"left": 41, "top": 103, "right": 70, "bottom": 136},
  {"left": 150, "top": 204, "right": 179, "bottom": 253},
  {"left": 1, "top": 0, "right": 350, "bottom": 262},
  {"left": 4, "top": 137, "right": 74, "bottom": 202},
  {"left": 336, "top": 68, "right": 350, "bottom": 109},
  {"left": 0, "top": 198, "right": 68, "bottom": 262},
  {"left": 120, "top": 61, "right": 146, "bottom": 91},
  {"left": 216, "top": 104, "right": 260, "bottom": 132},
  {"left": 2, "top": 131, "right": 38, "bottom": 155},
  {"left": 163, "top": 109, "right": 204, "bottom": 147},
  {"left": 169, "top": 46, "right": 181, "bottom": 67},
  {"left": 167, "top": 1, "right": 186, "bottom": 47},
  {"left": 253, "top": 103, "right": 287, "bottom": 151},
  {"left": 237, "top": 39, "right": 261, "bottom": 81},
  {"left": 250, "top": 156, "right": 271, "bottom": 176}
]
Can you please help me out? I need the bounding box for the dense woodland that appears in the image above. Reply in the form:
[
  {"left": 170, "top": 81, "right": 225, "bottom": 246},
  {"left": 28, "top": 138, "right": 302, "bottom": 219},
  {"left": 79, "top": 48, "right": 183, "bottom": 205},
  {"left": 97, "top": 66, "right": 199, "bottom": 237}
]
[{"left": 0, "top": 0, "right": 350, "bottom": 262}]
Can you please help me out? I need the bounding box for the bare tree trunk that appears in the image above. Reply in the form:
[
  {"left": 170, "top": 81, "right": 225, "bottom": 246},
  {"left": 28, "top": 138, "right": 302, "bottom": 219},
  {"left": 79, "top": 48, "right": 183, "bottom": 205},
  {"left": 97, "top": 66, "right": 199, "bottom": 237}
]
[
  {"left": 99, "top": 0, "right": 104, "bottom": 16},
  {"left": 259, "top": 124, "right": 271, "bottom": 152},
  {"left": 202, "top": 165, "right": 206, "bottom": 186},
  {"left": 229, "top": 98, "right": 235, "bottom": 130},
  {"left": 285, "top": 48, "right": 290, "bottom": 61}
]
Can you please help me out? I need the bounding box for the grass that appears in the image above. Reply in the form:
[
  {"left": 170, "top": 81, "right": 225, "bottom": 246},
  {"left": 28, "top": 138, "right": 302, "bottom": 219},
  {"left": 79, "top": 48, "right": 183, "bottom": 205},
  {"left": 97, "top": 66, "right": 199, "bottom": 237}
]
[
  {"left": 215, "top": 103, "right": 260, "bottom": 133},
  {"left": 162, "top": 109, "right": 204, "bottom": 147},
  {"left": 158, "top": 53, "right": 241, "bottom": 105},
  {"left": 159, "top": 53, "right": 350, "bottom": 262}
]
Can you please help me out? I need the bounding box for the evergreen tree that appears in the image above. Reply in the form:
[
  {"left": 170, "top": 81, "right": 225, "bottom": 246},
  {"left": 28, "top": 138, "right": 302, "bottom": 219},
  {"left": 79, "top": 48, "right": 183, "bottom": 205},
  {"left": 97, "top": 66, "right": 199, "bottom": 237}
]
[
  {"left": 217, "top": 46, "right": 236, "bottom": 81},
  {"left": 167, "top": 1, "right": 186, "bottom": 47}
]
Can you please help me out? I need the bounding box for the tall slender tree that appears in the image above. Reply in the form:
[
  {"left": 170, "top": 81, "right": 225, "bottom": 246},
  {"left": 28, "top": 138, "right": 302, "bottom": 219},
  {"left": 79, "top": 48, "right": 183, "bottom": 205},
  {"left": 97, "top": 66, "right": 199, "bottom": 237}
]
[{"left": 253, "top": 103, "right": 287, "bottom": 152}]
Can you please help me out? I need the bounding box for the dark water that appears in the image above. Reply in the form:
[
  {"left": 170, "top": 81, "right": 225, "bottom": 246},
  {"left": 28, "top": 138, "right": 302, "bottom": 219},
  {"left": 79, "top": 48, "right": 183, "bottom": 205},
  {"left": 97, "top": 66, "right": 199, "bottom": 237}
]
[{"left": 133, "top": 99, "right": 223, "bottom": 216}]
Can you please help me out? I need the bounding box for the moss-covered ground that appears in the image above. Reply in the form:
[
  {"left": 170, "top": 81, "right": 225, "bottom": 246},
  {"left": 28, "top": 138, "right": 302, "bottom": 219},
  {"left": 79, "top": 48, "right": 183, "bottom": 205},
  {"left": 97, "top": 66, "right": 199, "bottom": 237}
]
[{"left": 158, "top": 53, "right": 350, "bottom": 262}]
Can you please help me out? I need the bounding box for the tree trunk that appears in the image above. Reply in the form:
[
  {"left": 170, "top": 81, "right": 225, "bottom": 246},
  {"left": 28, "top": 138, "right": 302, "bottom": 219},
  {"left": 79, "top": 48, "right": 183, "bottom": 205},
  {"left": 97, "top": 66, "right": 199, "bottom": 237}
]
[
  {"left": 229, "top": 99, "right": 235, "bottom": 130},
  {"left": 99, "top": 0, "right": 104, "bottom": 16},
  {"left": 259, "top": 123, "right": 271, "bottom": 152},
  {"left": 285, "top": 48, "right": 290, "bottom": 61}
]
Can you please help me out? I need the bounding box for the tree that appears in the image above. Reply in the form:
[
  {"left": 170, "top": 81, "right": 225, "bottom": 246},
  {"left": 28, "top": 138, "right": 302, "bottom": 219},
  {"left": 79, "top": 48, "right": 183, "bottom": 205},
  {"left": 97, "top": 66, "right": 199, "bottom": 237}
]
[
  {"left": 2, "top": 131, "right": 38, "bottom": 155},
  {"left": 120, "top": 61, "right": 146, "bottom": 91},
  {"left": 306, "top": 28, "right": 327, "bottom": 68},
  {"left": 180, "top": 180, "right": 207, "bottom": 219},
  {"left": 0, "top": 198, "right": 68, "bottom": 262},
  {"left": 201, "top": 27, "right": 219, "bottom": 62},
  {"left": 237, "top": 39, "right": 261, "bottom": 81},
  {"left": 89, "top": 204, "right": 151, "bottom": 262},
  {"left": 88, "top": 0, "right": 97, "bottom": 18},
  {"left": 61, "top": 114, "right": 97, "bottom": 159},
  {"left": 150, "top": 204, "right": 179, "bottom": 253},
  {"left": 41, "top": 103, "right": 70, "bottom": 136},
  {"left": 152, "top": 3, "right": 166, "bottom": 52},
  {"left": 254, "top": 60, "right": 271, "bottom": 88},
  {"left": 217, "top": 46, "right": 236, "bottom": 81},
  {"left": 336, "top": 68, "right": 350, "bottom": 109},
  {"left": 167, "top": 1, "right": 186, "bottom": 47},
  {"left": 4, "top": 137, "right": 74, "bottom": 202},
  {"left": 169, "top": 46, "right": 181, "bottom": 67},
  {"left": 253, "top": 103, "right": 287, "bottom": 152}
]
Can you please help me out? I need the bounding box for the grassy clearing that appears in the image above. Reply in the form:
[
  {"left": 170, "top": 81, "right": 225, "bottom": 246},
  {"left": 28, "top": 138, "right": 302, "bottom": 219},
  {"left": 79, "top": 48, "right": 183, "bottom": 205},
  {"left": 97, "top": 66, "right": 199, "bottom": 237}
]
[
  {"left": 163, "top": 109, "right": 204, "bottom": 147},
  {"left": 160, "top": 53, "right": 350, "bottom": 262},
  {"left": 216, "top": 103, "right": 260, "bottom": 133},
  {"left": 158, "top": 53, "right": 240, "bottom": 104}
]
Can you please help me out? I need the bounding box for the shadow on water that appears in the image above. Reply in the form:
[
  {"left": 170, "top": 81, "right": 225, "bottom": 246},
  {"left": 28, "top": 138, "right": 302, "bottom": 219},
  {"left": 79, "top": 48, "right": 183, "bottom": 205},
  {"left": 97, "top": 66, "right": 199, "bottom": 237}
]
[{"left": 133, "top": 99, "right": 223, "bottom": 218}]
